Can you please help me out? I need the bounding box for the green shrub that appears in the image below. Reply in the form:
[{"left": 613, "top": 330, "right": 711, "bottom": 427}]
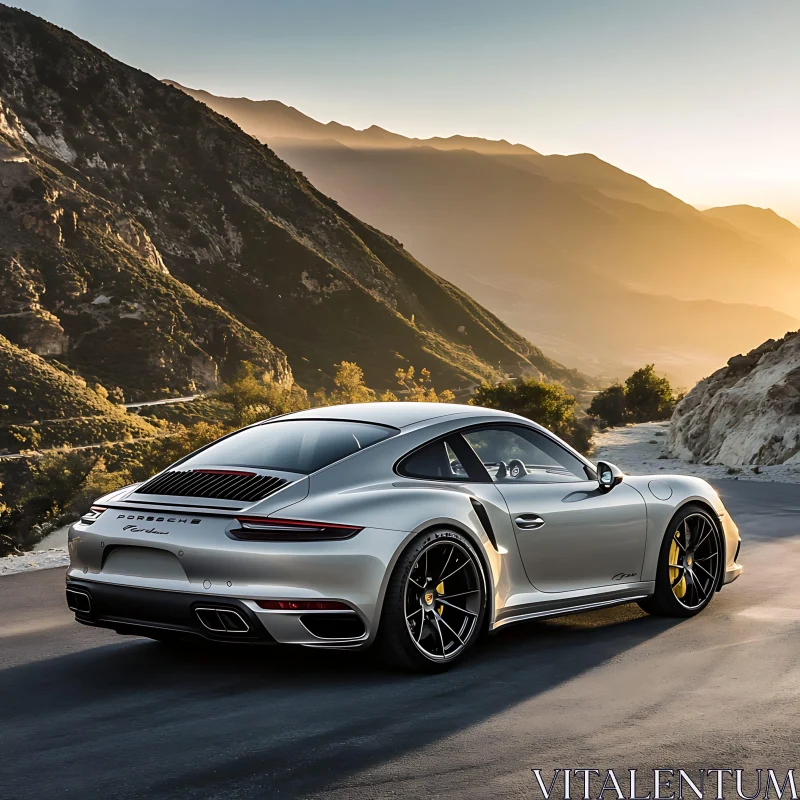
[
  {"left": 588, "top": 365, "right": 678, "bottom": 426},
  {"left": 0, "top": 450, "right": 100, "bottom": 554},
  {"left": 624, "top": 364, "right": 676, "bottom": 422},
  {"left": 587, "top": 384, "right": 628, "bottom": 427},
  {"left": 215, "top": 362, "right": 310, "bottom": 426}
]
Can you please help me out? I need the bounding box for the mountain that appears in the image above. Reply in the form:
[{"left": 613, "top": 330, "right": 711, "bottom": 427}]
[
  {"left": 264, "top": 140, "right": 799, "bottom": 383},
  {"left": 166, "top": 81, "right": 694, "bottom": 216},
  {"left": 488, "top": 152, "right": 700, "bottom": 219},
  {"left": 0, "top": 5, "right": 586, "bottom": 432},
  {"left": 169, "top": 83, "right": 800, "bottom": 385},
  {"left": 669, "top": 332, "right": 800, "bottom": 466},
  {"left": 266, "top": 140, "right": 800, "bottom": 316},
  {"left": 703, "top": 205, "right": 800, "bottom": 260},
  {"left": 163, "top": 81, "right": 537, "bottom": 156}
]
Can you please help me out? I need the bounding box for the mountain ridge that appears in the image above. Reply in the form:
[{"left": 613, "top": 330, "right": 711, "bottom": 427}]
[
  {"left": 166, "top": 81, "right": 800, "bottom": 383},
  {"left": 703, "top": 205, "right": 800, "bottom": 258},
  {"left": 164, "top": 81, "right": 706, "bottom": 220},
  {"left": 162, "top": 80, "right": 540, "bottom": 157}
]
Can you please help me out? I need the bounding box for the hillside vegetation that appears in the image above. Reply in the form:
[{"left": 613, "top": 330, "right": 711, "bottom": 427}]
[{"left": 0, "top": 334, "right": 157, "bottom": 451}]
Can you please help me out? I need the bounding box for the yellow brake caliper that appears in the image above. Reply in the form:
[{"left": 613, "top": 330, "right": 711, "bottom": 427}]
[
  {"left": 436, "top": 581, "right": 445, "bottom": 615},
  {"left": 669, "top": 532, "right": 687, "bottom": 598}
]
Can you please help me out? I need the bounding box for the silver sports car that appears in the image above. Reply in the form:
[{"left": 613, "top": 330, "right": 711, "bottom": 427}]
[{"left": 66, "top": 403, "right": 742, "bottom": 672}]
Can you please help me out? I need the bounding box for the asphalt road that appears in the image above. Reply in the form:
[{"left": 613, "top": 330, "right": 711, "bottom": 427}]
[{"left": 1, "top": 480, "right": 799, "bottom": 800}]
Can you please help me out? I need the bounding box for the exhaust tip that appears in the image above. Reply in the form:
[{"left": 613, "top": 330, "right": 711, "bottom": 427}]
[
  {"left": 194, "top": 607, "right": 250, "bottom": 634},
  {"left": 66, "top": 588, "right": 92, "bottom": 614}
]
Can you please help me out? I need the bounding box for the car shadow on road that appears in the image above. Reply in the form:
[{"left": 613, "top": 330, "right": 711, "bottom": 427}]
[{"left": 0, "top": 603, "right": 683, "bottom": 799}]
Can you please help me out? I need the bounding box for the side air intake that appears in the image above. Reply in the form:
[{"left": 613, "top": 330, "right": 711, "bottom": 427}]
[{"left": 135, "top": 469, "right": 288, "bottom": 502}]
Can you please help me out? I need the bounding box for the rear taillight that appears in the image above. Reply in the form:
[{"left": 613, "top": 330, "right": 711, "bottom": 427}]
[
  {"left": 255, "top": 600, "right": 350, "bottom": 611},
  {"left": 80, "top": 506, "right": 107, "bottom": 525},
  {"left": 231, "top": 517, "right": 362, "bottom": 542}
]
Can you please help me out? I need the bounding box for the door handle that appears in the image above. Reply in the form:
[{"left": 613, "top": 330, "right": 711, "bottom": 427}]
[{"left": 515, "top": 514, "right": 545, "bottom": 530}]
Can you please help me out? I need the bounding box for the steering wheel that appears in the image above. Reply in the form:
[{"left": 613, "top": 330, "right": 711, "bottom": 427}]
[{"left": 507, "top": 459, "right": 528, "bottom": 479}]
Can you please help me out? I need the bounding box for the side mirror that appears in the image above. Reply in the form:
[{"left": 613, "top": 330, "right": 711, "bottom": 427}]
[{"left": 597, "top": 461, "right": 623, "bottom": 492}]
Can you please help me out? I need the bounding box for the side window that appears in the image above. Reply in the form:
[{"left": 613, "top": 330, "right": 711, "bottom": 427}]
[
  {"left": 399, "top": 438, "right": 471, "bottom": 481},
  {"left": 461, "top": 426, "right": 590, "bottom": 484}
]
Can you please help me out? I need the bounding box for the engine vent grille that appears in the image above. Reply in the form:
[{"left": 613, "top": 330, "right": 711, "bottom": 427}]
[{"left": 135, "top": 469, "right": 289, "bottom": 502}]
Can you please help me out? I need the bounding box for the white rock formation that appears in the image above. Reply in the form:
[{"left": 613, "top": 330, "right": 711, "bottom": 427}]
[{"left": 669, "top": 332, "right": 800, "bottom": 466}]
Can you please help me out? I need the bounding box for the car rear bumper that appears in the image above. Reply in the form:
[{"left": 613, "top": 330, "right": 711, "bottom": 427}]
[
  {"left": 66, "top": 579, "right": 273, "bottom": 642},
  {"left": 65, "top": 517, "right": 414, "bottom": 647},
  {"left": 66, "top": 577, "right": 374, "bottom": 647}
]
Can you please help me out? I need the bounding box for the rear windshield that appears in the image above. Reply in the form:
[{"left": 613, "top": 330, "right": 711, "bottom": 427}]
[{"left": 180, "top": 419, "right": 396, "bottom": 474}]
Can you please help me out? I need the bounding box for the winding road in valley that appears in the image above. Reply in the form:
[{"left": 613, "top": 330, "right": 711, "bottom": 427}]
[{"left": 1, "top": 480, "right": 799, "bottom": 799}]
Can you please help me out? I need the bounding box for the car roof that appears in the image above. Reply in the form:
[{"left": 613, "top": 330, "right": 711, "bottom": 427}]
[{"left": 280, "top": 402, "right": 519, "bottom": 429}]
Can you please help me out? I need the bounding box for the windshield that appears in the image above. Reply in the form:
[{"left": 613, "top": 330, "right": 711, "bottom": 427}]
[{"left": 179, "top": 419, "right": 396, "bottom": 475}]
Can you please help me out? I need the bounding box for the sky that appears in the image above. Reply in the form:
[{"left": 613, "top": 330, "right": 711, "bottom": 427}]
[{"left": 12, "top": 0, "right": 800, "bottom": 222}]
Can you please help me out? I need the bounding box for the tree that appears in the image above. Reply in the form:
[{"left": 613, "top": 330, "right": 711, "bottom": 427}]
[
  {"left": 587, "top": 365, "right": 677, "bottom": 426},
  {"left": 470, "top": 377, "right": 590, "bottom": 452},
  {"left": 624, "top": 364, "right": 675, "bottom": 422},
  {"left": 92, "top": 383, "right": 109, "bottom": 401},
  {"left": 215, "top": 362, "right": 310, "bottom": 426},
  {"left": 314, "top": 361, "right": 398, "bottom": 406},
  {"left": 587, "top": 384, "right": 628, "bottom": 427},
  {"left": 123, "top": 421, "right": 231, "bottom": 481},
  {"left": 315, "top": 361, "right": 456, "bottom": 406},
  {"left": 67, "top": 457, "right": 133, "bottom": 515},
  {"left": 395, "top": 366, "right": 455, "bottom": 403}
]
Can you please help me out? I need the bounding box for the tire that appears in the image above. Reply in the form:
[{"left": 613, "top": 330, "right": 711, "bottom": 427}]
[
  {"left": 377, "top": 528, "right": 487, "bottom": 673},
  {"left": 638, "top": 504, "right": 723, "bottom": 618}
]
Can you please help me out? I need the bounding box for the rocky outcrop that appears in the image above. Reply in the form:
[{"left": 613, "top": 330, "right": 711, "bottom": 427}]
[
  {"left": 0, "top": 253, "right": 68, "bottom": 354},
  {"left": 669, "top": 333, "right": 800, "bottom": 466},
  {"left": 0, "top": 101, "right": 291, "bottom": 399}
]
